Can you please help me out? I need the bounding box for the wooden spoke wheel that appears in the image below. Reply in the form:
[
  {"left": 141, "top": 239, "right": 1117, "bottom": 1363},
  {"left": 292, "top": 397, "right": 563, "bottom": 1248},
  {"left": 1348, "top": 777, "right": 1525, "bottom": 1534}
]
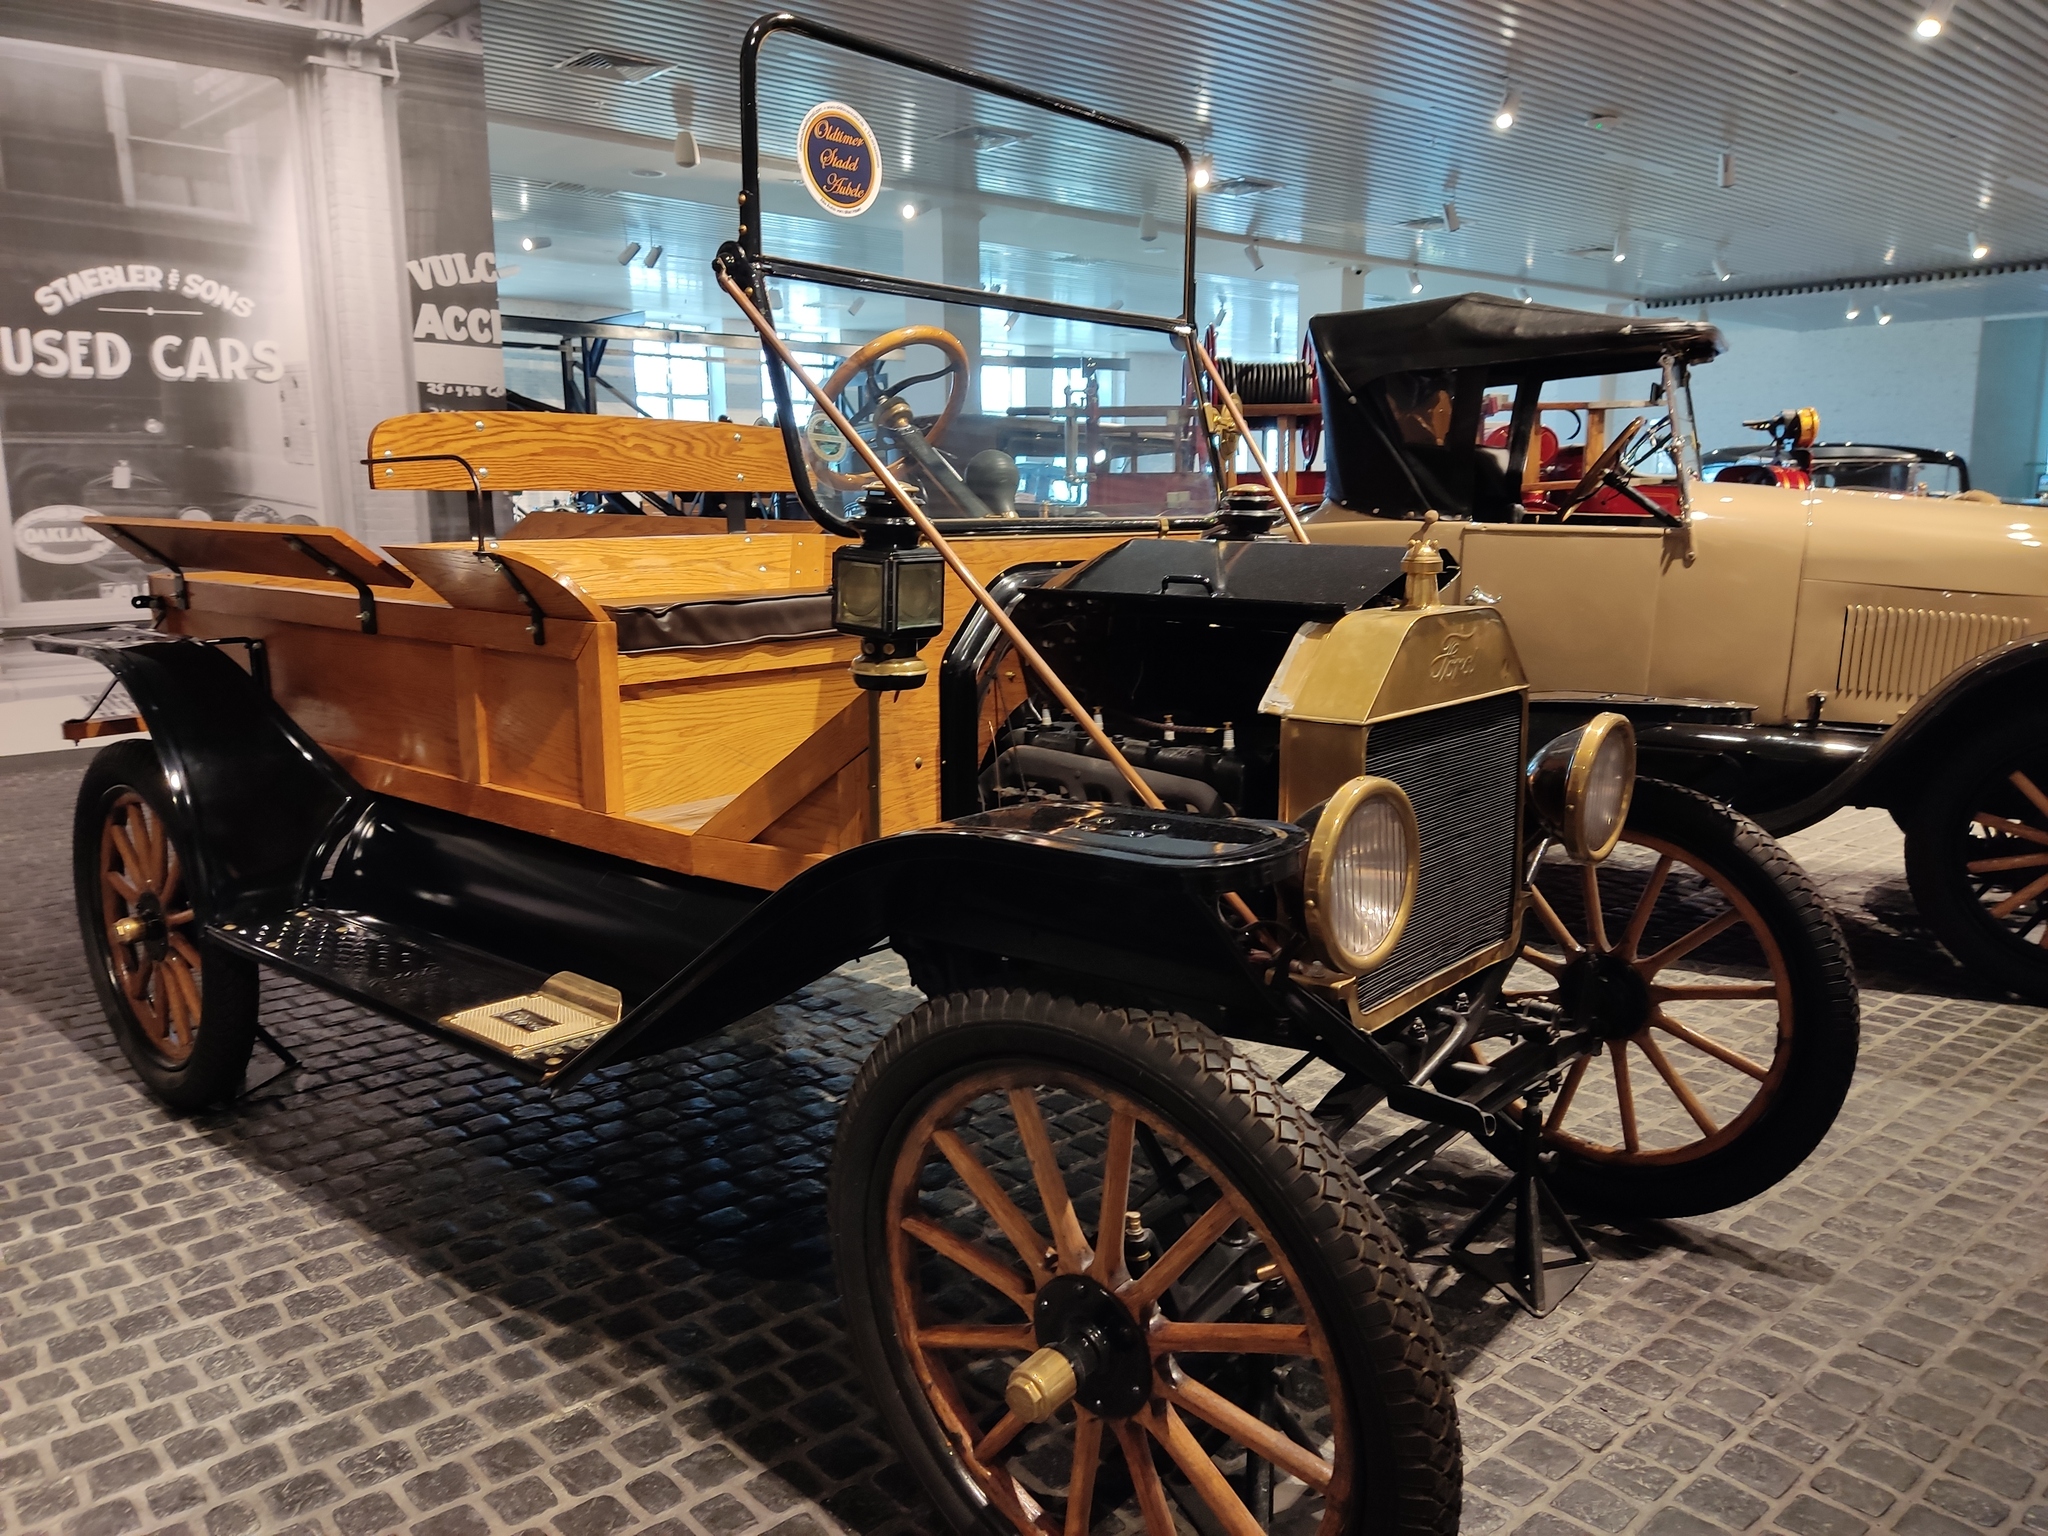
[
  {"left": 804, "top": 324, "right": 971, "bottom": 493},
  {"left": 1517, "top": 781, "right": 1858, "bottom": 1220},
  {"left": 833, "top": 993, "right": 1461, "bottom": 1536},
  {"left": 98, "top": 788, "right": 203, "bottom": 1064},
  {"left": 1906, "top": 714, "right": 2048, "bottom": 1002},
  {"left": 73, "top": 740, "right": 258, "bottom": 1110}
]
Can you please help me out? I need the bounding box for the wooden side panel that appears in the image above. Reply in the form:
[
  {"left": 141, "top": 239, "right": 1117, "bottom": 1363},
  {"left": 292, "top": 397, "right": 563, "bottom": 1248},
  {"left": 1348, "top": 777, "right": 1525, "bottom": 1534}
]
[
  {"left": 700, "top": 695, "right": 866, "bottom": 842},
  {"left": 388, "top": 545, "right": 608, "bottom": 619},
  {"left": 367, "top": 413, "right": 795, "bottom": 494},
  {"left": 577, "top": 628, "right": 625, "bottom": 813},
  {"left": 267, "top": 627, "right": 462, "bottom": 776},
  {"left": 480, "top": 649, "right": 584, "bottom": 804},
  {"left": 508, "top": 533, "right": 832, "bottom": 606},
  {"left": 757, "top": 754, "right": 867, "bottom": 855},
  {"left": 619, "top": 666, "right": 857, "bottom": 814}
]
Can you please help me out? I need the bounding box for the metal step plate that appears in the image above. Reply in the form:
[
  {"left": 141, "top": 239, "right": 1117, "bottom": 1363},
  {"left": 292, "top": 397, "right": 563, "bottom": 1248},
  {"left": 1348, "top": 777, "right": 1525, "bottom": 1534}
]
[{"left": 440, "top": 973, "right": 624, "bottom": 1071}]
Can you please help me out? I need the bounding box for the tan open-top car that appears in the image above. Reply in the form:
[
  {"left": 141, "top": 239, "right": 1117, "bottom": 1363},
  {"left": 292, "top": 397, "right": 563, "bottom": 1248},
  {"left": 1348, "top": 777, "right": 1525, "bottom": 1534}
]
[{"left": 1304, "top": 293, "right": 2048, "bottom": 998}]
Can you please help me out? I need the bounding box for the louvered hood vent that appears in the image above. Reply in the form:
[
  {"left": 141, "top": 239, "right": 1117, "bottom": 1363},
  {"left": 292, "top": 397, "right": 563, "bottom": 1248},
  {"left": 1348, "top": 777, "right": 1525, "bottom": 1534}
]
[{"left": 552, "top": 48, "right": 673, "bottom": 83}]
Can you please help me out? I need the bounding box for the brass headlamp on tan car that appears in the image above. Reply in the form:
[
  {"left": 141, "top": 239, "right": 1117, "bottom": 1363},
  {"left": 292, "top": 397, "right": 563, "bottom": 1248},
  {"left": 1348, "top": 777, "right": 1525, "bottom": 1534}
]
[{"left": 1526, "top": 711, "right": 1636, "bottom": 862}]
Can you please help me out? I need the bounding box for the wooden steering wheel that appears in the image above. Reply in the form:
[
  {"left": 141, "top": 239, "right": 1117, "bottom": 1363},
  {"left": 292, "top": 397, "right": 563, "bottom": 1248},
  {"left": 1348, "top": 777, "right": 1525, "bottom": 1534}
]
[
  {"left": 1558, "top": 415, "right": 1647, "bottom": 515},
  {"left": 805, "top": 325, "right": 972, "bottom": 492}
]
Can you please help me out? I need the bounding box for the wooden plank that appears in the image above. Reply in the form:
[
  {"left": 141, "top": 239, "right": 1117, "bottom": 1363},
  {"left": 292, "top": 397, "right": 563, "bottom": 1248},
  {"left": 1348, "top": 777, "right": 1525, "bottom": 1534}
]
[
  {"left": 505, "top": 511, "right": 801, "bottom": 540},
  {"left": 451, "top": 646, "right": 486, "bottom": 784},
  {"left": 389, "top": 544, "right": 608, "bottom": 620},
  {"left": 90, "top": 516, "right": 416, "bottom": 587},
  {"left": 618, "top": 666, "right": 857, "bottom": 814},
  {"left": 366, "top": 413, "right": 796, "bottom": 494},
  {"left": 756, "top": 753, "right": 867, "bottom": 855},
  {"left": 267, "top": 627, "right": 463, "bottom": 777},
  {"left": 577, "top": 626, "right": 625, "bottom": 813},
  {"left": 160, "top": 572, "right": 591, "bottom": 657},
  {"left": 699, "top": 695, "right": 867, "bottom": 842},
  {"left": 502, "top": 533, "right": 822, "bottom": 606},
  {"left": 479, "top": 648, "right": 584, "bottom": 803},
  {"left": 615, "top": 633, "right": 860, "bottom": 685},
  {"left": 325, "top": 747, "right": 822, "bottom": 889},
  {"left": 62, "top": 715, "right": 147, "bottom": 741}
]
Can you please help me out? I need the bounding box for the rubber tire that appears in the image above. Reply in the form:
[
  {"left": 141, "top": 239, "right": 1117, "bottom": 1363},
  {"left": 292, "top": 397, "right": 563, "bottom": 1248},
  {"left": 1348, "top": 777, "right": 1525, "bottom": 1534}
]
[
  {"left": 1903, "top": 713, "right": 2048, "bottom": 1002},
  {"left": 74, "top": 740, "right": 259, "bottom": 1111},
  {"left": 831, "top": 989, "right": 1461, "bottom": 1536},
  {"left": 1543, "top": 780, "right": 1860, "bottom": 1221}
]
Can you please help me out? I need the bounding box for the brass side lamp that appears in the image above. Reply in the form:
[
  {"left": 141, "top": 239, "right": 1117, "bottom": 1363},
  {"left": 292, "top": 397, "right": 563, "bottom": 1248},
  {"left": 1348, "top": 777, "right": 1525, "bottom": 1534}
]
[{"left": 833, "top": 486, "right": 945, "bottom": 690}]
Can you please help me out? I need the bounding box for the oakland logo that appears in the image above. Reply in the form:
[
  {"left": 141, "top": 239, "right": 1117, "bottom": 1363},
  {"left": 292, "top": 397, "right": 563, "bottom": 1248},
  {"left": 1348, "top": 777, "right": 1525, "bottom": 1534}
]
[{"left": 13, "top": 505, "right": 113, "bottom": 565}]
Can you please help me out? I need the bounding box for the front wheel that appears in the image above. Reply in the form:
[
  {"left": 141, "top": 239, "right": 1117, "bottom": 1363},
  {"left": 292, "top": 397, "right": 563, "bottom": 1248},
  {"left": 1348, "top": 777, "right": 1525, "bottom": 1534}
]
[
  {"left": 831, "top": 990, "right": 1460, "bottom": 1536},
  {"left": 73, "top": 740, "right": 258, "bottom": 1110},
  {"left": 1515, "top": 780, "right": 1859, "bottom": 1220},
  {"left": 1903, "top": 713, "right": 2048, "bottom": 1001}
]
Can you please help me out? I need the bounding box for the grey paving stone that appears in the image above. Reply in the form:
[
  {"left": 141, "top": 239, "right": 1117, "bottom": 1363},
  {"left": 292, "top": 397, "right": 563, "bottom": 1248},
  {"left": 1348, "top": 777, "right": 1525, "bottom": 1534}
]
[{"left": 7, "top": 763, "right": 2048, "bottom": 1536}]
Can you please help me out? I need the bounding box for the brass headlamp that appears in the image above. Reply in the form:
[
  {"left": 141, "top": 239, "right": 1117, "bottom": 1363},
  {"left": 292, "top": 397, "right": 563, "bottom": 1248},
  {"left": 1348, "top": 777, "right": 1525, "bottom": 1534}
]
[
  {"left": 834, "top": 486, "right": 946, "bottom": 690},
  {"left": 1526, "top": 712, "right": 1636, "bottom": 862}
]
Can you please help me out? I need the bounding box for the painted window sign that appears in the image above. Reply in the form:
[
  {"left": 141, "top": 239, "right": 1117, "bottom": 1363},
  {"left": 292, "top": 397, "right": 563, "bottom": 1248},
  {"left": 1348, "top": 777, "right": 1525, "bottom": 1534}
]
[{"left": 798, "top": 102, "right": 881, "bottom": 217}]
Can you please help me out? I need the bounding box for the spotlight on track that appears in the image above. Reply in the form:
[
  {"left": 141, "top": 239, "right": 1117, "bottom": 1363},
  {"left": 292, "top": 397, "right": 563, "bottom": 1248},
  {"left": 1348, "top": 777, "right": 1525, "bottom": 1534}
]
[
  {"left": 1442, "top": 201, "right": 1461, "bottom": 233},
  {"left": 1877, "top": 306, "right": 1894, "bottom": 324},
  {"left": 1139, "top": 210, "right": 1159, "bottom": 242},
  {"left": 901, "top": 201, "right": 919, "bottom": 220},
  {"left": 672, "top": 82, "right": 701, "bottom": 167},
  {"left": 1003, "top": 309, "right": 1019, "bottom": 332},
  {"left": 1244, "top": 215, "right": 1264, "bottom": 271},
  {"left": 1914, "top": 1, "right": 1953, "bottom": 38},
  {"left": 1845, "top": 303, "right": 1861, "bottom": 320},
  {"left": 1970, "top": 232, "right": 1989, "bottom": 259},
  {"left": 1718, "top": 150, "right": 1734, "bottom": 189},
  {"left": 520, "top": 235, "right": 550, "bottom": 251},
  {"left": 1408, "top": 267, "right": 1423, "bottom": 294},
  {"left": 1492, "top": 84, "right": 1519, "bottom": 132},
  {"left": 847, "top": 295, "right": 865, "bottom": 317},
  {"left": 1712, "top": 258, "right": 1733, "bottom": 282},
  {"left": 1517, "top": 285, "right": 1533, "bottom": 304},
  {"left": 1190, "top": 157, "right": 1213, "bottom": 191},
  {"left": 617, "top": 241, "right": 641, "bottom": 265},
  {"left": 642, "top": 245, "right": 662, "bottom": 267}
]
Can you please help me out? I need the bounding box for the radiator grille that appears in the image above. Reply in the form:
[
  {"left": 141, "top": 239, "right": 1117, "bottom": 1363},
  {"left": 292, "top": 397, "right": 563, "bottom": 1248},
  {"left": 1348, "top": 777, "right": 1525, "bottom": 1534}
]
[
  {"left": 1353, "top": 692, "right": 1522, "bottom": 1015},
  {"left": 1836, "top": 604, "right": 2026, "bottom": 707}
]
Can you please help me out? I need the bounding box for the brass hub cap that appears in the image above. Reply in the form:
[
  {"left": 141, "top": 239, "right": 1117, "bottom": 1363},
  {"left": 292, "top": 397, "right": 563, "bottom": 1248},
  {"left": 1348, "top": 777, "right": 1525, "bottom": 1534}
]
[
  {"left": 99, "top": 791, "right": 203, "bottom": 1065},
  {"left": 888, "top": 1068, "right": 1353, "bottom": 1534},
  {"left": 1513, "top": 835, "right": 1791, "bottom": 1164}
]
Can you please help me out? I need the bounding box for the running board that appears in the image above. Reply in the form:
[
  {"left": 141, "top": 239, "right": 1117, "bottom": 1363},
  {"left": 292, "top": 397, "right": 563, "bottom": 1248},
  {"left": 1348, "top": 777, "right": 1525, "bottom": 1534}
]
[{"left": 214, "top": 906, "right": 623, "bottom": 1080}]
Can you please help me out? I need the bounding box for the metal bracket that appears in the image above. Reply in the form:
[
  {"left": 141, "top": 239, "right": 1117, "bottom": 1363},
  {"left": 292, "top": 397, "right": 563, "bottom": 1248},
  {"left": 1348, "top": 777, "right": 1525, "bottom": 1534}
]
[
  {"left": 1445, "top": 1094, "right": 1594, "bottom": 1315},
  {"left": 113, "top": 527, "right": 190, "bottom": 612},
  {"left": 285, "top": 534, "right": 377, "bottom": 633},
  {"left": 479, "top": 552, "right": 546, "bottom": 645},
  {"left": 238, "top": 1019, "right": 304, "bottom": 1101}
]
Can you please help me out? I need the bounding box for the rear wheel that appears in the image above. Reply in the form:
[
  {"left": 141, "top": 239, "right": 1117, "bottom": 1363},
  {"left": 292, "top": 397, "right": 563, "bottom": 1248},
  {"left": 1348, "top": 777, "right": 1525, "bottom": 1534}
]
[
  {"left": 73, "top": 740, "right": 257, "bottom": 1110},
  {"left": 1513, "top": 781, "right": 1858, "bottom": 1220},
  {"left": 831, "top": 990, "right": 1460, "bottom": 1536},
  {"left": 1904, "top": 714, "right": 2048, "bottom": 1001}
]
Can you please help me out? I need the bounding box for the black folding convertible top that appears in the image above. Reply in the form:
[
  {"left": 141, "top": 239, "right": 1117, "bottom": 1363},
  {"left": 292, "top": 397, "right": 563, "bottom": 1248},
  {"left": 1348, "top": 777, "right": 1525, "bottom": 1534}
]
[
  {"left": 1309, "top": 293, "right": 1724, "bottom": 391},
  {"left": 1307, "top": 294, "right": 1724, "bottom": 518}
]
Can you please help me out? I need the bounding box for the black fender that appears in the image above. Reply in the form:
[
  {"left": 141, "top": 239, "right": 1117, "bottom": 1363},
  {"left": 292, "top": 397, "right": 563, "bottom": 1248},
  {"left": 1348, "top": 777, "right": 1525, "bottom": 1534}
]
[
  {"left": 556, "top": 805, "right": 1304, "bottom": 1087},
  {"left": 33, "top": 633, "right": 358, "bottom": 919},
  {"left": 1761, "top": 632, "right": 2048, "bottom": 829}
]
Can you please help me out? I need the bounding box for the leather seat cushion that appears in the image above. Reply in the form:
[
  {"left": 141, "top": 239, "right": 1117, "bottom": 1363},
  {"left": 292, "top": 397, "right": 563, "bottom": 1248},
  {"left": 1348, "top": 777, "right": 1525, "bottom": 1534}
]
[{"left": 606, "top": 590, "right": 835, "bottom": 653}]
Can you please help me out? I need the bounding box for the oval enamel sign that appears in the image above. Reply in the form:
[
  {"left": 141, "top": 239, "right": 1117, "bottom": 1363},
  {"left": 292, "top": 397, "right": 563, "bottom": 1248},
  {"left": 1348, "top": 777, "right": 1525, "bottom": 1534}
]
[
  {"left": 13, "top": 505, "right": 114, "bottom": 565},
  {"left": 798, "top": 101, "right": 881, "bottom": 218}
]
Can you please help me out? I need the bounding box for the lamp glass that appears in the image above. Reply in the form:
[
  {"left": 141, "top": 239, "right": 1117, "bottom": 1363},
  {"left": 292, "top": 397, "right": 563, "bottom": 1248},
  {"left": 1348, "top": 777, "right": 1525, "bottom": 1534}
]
[
  {"left": 835, "top": 559, "right": 885, "bottom": 630},
  {"left": 895, "top": 557, "right": 946, "bottom": 630}
]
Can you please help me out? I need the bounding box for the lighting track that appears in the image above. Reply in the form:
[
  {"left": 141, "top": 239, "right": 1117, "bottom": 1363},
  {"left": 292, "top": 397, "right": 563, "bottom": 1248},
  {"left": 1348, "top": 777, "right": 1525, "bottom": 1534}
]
[{"left": 1648, "top": 254, "right": 2048, "bottom": 308}]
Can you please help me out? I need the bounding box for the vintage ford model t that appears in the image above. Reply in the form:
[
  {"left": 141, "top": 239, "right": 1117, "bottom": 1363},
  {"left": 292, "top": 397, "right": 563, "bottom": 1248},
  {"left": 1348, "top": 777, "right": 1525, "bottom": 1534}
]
[
  {"left": 40, "top": 22, "right": 1857, "bottom": 1536},
  {"left": 1302, "top": 293, "right": 2048, "bottom": 999}
]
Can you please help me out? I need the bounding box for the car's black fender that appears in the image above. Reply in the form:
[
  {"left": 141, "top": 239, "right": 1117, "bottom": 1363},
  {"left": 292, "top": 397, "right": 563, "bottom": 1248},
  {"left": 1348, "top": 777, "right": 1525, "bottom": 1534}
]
[
  {"left": 556, "top": 805, "right": 1304, "bottom": 1085},
  {"left": 33, "top": 632, "right": 357, "bottom": 918}
]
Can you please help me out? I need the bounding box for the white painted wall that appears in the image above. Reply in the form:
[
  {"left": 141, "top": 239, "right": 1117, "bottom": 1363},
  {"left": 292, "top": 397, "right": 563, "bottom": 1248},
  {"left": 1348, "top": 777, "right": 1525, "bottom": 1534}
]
[{"left": 1689, "top": 316, "right": 1984, "bottom": 459}]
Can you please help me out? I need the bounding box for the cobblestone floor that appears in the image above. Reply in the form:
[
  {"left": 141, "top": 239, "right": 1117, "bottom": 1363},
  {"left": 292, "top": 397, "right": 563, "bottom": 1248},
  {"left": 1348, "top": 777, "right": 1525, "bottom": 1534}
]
[{"left": 3, "top": 748, "right": 2046, "bottom": 1536}]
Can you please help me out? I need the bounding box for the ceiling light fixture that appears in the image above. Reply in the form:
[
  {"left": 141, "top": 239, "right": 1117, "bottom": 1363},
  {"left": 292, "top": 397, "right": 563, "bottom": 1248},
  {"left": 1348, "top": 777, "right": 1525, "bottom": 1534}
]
[
  {"left": 901, "top": 201, "right": 919, "bottom": 220},
  {"left": 1443, "top": 201, "right": 1461, "bottom": 232},
  {"left": 520, "top": 235, "right": 550, "bottom": 251},
  {"left": 1712, "top": 258, "right": 1732, "bottom": 282},
  {"left": 642, "top": 244, "right": 662, "bottom": 267},
  {"left": 1493, "top": 84, "right": 1519, "bottom": 131},
  {"left": 1139, "top": 210, "right": 1159, "bottom": 242},
  {"left": 1877, "top": 306, "right": 1894, "bottom": 324},
  {"left": 671, "top": 83, "right": 701, "bottom": 168},
  {"left": 1970, "top": 232, "right": 1989, "bottom": 258},
  {"left": 1190, "top": 157, "right": 1213, "bottom": 191},
  {"left": 617, "top": 241, "right": 641, "bottom": 265},
  {"left": 847, "top": 295, "right": 865, "bottom": 316},
  {"left": 1914, "top": 1, "right": 1953, "bottom": 38},
  {"left": 1002, "top": 309, "right": 1019, "bottom": 332},
  {"left": 1517, "top": 285, "right": 1534, "bottom": 304},
  {"left": 1845, "top": 303, "right": 1861, "bottom": 319},
  {"left": 1718, "top": 150, "right": 1734, "bottom": 188},
  {"left": 1409, "top": 267, "right": 1423, "bottom": 294}
]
